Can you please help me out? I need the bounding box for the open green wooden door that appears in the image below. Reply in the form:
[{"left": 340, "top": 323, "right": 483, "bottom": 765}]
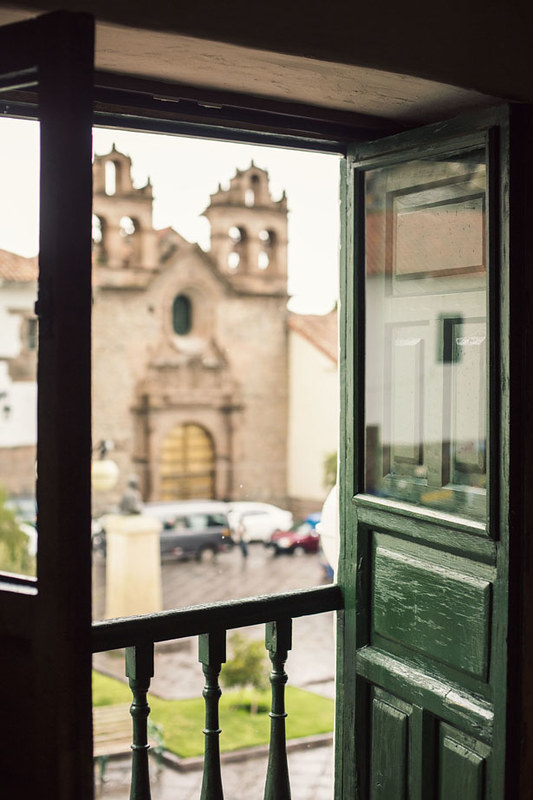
[{"left": 336, "top": 107, "right": 516, "bottom": 799}]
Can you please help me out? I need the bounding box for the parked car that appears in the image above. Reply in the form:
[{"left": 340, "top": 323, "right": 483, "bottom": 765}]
[
  {"left": 269, "top": 520, "right": 320, "bottom": 555},
  {"left": 144, "top": 500, "right": 228, "bottom": 530},
  {"left": 227, "top": 502, "right": 293, "bottom": 544},
  {"left": 92, "top": 500, "right": 233, "bottom": 561},
  {"left": 146, "top": 501, "right": 233, "bottom": 561}
]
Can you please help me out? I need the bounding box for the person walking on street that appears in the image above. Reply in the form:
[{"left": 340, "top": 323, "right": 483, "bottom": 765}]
[{"left": 234, "top": 517, "right": 249, "bottom": 558}]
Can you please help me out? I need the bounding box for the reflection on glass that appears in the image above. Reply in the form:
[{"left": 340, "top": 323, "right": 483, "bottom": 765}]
[
  {"left": 0, "top": 118, "right": 39, "bottom": 576},
  {"left": 364, "top": 150, "right": 487, "bottom": 522}
]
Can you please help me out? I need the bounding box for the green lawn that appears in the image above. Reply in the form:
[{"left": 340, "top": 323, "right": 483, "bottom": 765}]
[{"left": 93, "top": 671, "right": 334, "bottom": 758}]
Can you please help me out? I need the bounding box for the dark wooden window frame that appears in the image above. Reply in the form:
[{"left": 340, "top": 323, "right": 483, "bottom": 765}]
[
  {"left": 0, "top": 11, "right": 95, "bottom": 798},
  {"left": 2, "top": 67, "right": 403, "bottom": 152}
]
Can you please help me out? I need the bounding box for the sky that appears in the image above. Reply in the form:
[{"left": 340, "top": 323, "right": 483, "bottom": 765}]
[{"left": 0, "top": 118, "right": 340, "bottom": 314}]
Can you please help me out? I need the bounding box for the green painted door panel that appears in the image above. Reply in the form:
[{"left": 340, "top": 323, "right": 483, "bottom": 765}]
[
  {"left": 370, "top": 696, "right": 409, "bottom": 799},
  {"left": 438, "top": 724, "right": 489, "bottom": 800},
  {"left": 368, "top": 687, "right": 418, "bottom": 799},
  {"left": 372, "top": 534, "right": 492, "bottom": 679},
  {"left": 440, "top": 744, "right": 484, "bottom": 800},
  {"left": 336, "top": 107, "right": 512, "bottom": 799}
]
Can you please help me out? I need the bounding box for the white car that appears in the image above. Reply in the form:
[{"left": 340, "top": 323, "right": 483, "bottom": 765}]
[
  {"left": 228, "top": 502, "right": 293, "bottom": 544},
  {"left": 317, "top": 485, "right": 339, "bottom": 579}
]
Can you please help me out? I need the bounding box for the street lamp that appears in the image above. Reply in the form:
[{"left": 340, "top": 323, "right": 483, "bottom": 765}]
[{"left": 91, "top": 439, "right": 119, "bottom": 492}]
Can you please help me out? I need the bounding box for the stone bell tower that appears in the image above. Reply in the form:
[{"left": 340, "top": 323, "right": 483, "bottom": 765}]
[
  {"left": 92, "top": 145, "right": 158, "bottom": 272},
  {"left": 203, "top": 162, "right": 288, "bottom": 296}
]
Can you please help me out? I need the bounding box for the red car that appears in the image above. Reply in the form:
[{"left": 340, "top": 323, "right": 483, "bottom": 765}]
[{"left": 269, "top": 521, "right": 320, "bottom": 555}]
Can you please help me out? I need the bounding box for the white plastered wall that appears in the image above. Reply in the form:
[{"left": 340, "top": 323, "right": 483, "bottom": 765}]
[{"left": 288, "top": 330, "right": 338, "bottom": 505}]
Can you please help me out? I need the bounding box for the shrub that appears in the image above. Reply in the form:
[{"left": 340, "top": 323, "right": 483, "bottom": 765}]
[{"left": 221, "top": 633, "right": 270, "bottom": 712}]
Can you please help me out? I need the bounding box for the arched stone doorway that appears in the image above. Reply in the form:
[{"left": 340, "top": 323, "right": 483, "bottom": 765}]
[{"left": 160, "top": 423, "right": 215, "bottom": 500}]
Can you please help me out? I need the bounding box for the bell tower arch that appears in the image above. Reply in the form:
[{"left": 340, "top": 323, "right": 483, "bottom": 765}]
[
  {"left": 92, "top": 144, "right": 157, "bottom": 269},
  {"left": 203, "top": 162, "right": 288, "bottom": 295}
]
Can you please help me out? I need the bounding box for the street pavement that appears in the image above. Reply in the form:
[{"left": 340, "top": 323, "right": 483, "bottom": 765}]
[
  {"left": 95, "top": 743, "right": 334, "bottom": 799},
  {"left": 92, "top": 544, "right": 336, "bottom": 799}
]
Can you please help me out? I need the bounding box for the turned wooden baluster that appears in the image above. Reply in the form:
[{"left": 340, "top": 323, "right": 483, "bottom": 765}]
[
  {"left": 199, "top": 630, "right": 226, "bottom": 800},
  {"left": 126, "top": 643, "right": 155, "bottom": 800},
  {"left": 264, "top": 619, "right": 293, "bottom": 800}
]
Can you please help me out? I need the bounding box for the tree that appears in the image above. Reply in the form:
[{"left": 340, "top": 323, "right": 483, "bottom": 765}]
[{"left": 0, "top": 489, "right": 35, "bottom": 576}]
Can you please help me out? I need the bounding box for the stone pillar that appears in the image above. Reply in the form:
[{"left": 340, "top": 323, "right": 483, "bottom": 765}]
[{"left": 104, "top": 514, "right": 162, "bottom": 619}]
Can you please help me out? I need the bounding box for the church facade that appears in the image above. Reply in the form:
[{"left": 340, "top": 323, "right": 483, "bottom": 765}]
[{"left": 91, "top": 147, "right": 290, "bottom": 508}]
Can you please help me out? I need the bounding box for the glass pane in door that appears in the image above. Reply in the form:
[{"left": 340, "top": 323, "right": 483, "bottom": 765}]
[{"left": 364, "top": 149, "right": 487, "bottom": 522}]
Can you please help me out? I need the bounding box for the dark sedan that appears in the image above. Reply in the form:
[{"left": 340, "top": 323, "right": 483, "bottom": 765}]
[{"left": 155, "top": 507, "right": 233, "bottom": 561}]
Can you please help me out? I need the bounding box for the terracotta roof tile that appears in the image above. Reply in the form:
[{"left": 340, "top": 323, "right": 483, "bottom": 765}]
[
  {"left": 0, "top": 249, "right": 38, "bottom": 282},
  {"left": 289, "top": 309, "right": 338, "bottom": 364}
]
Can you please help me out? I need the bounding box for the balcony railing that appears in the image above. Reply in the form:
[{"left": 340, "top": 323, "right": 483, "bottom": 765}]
[{"left": 92, "top": 584, "right": 343, "bottom": 799}]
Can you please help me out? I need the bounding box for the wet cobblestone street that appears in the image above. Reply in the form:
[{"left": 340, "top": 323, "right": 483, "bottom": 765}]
[{"left": 95, "top": 743, "right": 334, "bottom": 800}]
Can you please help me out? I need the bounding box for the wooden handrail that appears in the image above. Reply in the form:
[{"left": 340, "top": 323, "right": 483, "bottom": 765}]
[{"left": 92, "top": 584, "right": 343, "bottom": 653}]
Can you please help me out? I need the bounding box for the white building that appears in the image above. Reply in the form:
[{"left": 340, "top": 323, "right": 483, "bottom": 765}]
[
  {"left": 0, "top": 249, "right": 38, "bottom": 496},
  {"left": 287, "top": 309, "right": 338, "bottom": 515}
]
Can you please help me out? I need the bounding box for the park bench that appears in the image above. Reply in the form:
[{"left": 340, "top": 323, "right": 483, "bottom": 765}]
[{"left": 93, "top": 703, "right": 163, "bottom": 783}]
